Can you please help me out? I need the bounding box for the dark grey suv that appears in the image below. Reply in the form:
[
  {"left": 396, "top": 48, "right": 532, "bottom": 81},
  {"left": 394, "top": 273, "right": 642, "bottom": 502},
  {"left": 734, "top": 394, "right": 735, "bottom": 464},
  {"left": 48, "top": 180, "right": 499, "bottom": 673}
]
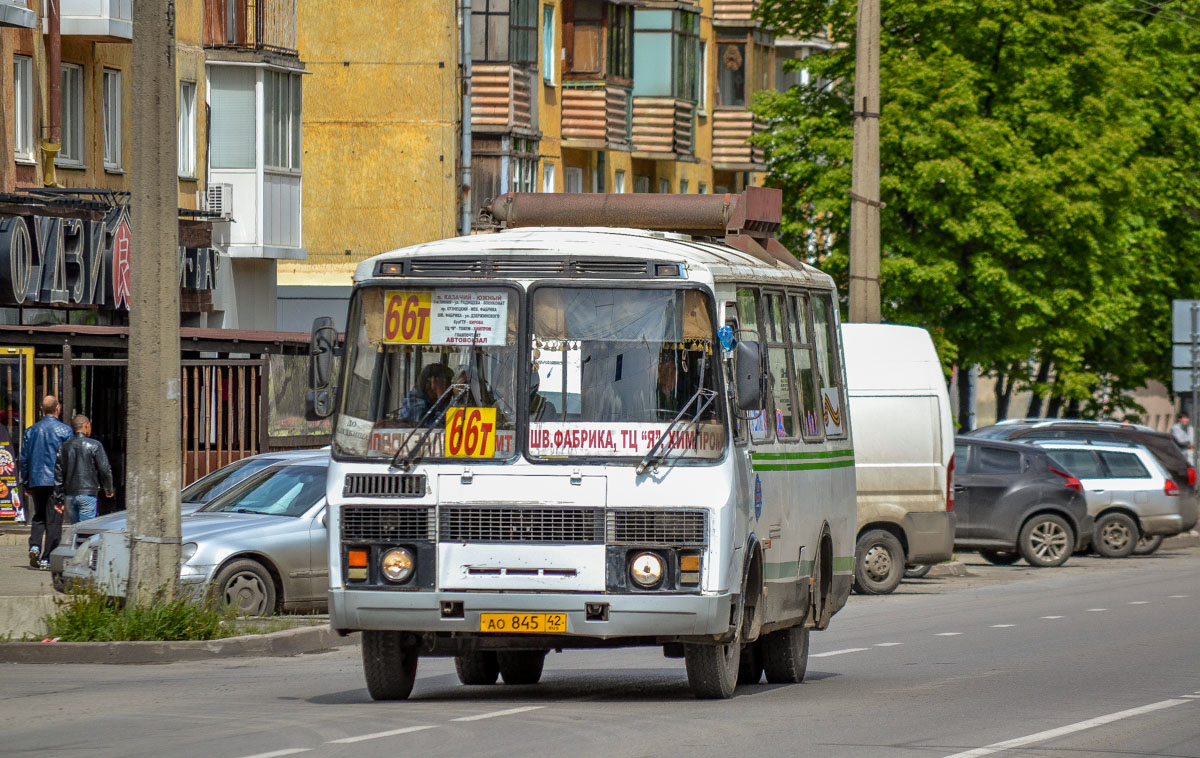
[{"left": 953, "top": 437, "right": 1093, "bottom": 567}]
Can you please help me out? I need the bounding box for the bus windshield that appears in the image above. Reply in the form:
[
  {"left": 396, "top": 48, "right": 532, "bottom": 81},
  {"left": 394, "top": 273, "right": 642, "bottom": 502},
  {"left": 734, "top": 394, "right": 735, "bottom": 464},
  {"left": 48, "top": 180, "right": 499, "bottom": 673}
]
[
  {"left": 333, "top": 286, "right": 520, "bottom": 461},
  {"left": 528, "top": 287, "right": 726, "bottom": 461}
]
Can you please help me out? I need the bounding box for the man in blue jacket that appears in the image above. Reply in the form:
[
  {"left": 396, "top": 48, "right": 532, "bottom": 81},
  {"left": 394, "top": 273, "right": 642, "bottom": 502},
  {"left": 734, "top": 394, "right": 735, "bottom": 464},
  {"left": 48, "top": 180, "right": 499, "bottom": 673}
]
[{"left": 22, "top": 396, "right": 73, "bottom": 569}]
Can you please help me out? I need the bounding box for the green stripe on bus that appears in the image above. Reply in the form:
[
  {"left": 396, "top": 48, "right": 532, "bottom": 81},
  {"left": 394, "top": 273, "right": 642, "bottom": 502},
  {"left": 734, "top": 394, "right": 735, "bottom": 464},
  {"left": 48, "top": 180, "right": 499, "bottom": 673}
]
[
  {"left": 764, "top": 561, "right": 799, "bottom": 580},
  {"left": 832, "top": 556, "right": 855, "bottom": 572},
  {"left": 751, "top": 449, "right": 854, "bottom": 461},
  {"left": 753, "top": 459, "right": 856, "bottom": 472}
]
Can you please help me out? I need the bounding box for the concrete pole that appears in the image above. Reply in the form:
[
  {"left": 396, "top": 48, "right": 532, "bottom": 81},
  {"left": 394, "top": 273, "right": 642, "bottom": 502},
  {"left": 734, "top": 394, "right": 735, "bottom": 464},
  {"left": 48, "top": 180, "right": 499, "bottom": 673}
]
[
  {"left": 126, "top": 0, "right": 181, "bottom": 605},
  {"left": 848, "top": 0, "right": 881, "bottom": 323},
  {"left": 460, "top": 0, "right": 472, "bottom": 236}
]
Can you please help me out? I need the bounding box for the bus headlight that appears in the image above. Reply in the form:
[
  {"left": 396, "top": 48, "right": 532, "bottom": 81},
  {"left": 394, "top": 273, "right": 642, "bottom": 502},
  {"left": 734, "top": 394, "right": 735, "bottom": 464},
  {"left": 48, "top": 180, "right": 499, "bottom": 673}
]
[
  {"left": 380, "top": 548, "right": 415, "bottom": 583},
  {"left": 630, "top": 552, "right": 664, "bottom": 588}
]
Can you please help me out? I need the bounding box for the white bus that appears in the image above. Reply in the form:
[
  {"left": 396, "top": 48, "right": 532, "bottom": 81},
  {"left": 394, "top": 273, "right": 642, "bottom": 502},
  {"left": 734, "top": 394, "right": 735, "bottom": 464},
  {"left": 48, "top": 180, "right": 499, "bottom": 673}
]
[{"left": 306, "top": 188, "right": 856, "bottom": 699}]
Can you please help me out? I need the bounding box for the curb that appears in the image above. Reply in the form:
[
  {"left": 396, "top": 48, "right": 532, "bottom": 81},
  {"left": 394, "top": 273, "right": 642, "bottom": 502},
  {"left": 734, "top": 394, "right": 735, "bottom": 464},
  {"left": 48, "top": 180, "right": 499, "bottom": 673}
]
[
  {"left": 927, "top": 561, "right": 968, "bottom": 577},
  {"left": 0, "top": 623, "right": 359, "bottom": 664},
  {"left": 1162, "top": 531, "right": 1200, "bottom": 550}
]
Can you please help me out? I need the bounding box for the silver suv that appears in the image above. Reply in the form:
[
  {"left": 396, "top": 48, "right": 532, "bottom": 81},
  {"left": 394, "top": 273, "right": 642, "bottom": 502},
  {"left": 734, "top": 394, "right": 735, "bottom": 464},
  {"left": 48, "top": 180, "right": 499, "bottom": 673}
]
[{"left": 1031, "top": 441, "right": 1186, "bottom": 558}]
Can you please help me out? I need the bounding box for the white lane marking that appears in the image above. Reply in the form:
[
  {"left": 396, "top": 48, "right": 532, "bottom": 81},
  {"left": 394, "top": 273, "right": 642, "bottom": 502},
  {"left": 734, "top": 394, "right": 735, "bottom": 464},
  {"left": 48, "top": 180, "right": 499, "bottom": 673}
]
[
  {"left": 1182, "top": 695, "right": 1200, "bottom": 699},
  {"left": 936, "top": 632, "right": 962, "bottom": 636},
  {"left": 941, "top": 698, "right": 1189, "bottom": 758},
  {"left": 810, "top": 647, "right": 870, "bottom": 658},
  {"left": 452, "top": 706, "right": 545, "bottom": 722},
  {"left": 1129, "top": 601, "right": 1149, "bottom": 605},
  {"left": 991, "top": 625, "right": 1014, "bottom": 628},
  {"left": 329, "top": 725, "right": 438, "bottom": 744},
  {"left": 1041, "top": 616, "right": 1063, "bottom": 619},
  {"left": 875, "top": 642, "right": 903, "bottom": 647},
  {"left": 1170, "top": 595, "right": 1188, "bottom": 598},
  {"left": 1087, "top": 608, "right": 1108, "bottom": 612},
  {"left": 236, "top": 750, "right": 311, "bottom": 758}
]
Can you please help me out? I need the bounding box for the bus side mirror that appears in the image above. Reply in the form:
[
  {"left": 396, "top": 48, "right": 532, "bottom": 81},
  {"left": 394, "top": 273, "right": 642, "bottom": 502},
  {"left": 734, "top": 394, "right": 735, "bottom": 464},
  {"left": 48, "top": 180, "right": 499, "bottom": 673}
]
[
  {"left": 306, "top": 317, "right": 336, "bottom": 421},
  {"left": 734, "top": 340, "right": 765, "bottom": 411}
]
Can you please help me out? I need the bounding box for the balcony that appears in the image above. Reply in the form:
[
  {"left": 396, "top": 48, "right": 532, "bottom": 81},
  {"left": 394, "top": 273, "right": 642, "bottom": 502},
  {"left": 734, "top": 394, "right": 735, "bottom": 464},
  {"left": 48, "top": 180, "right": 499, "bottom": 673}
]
[
  {"left": 471, "top": 64, "right": 536, "bottom": 135},
  {"left": 713, "top": 0, "right": 761, "bottom": 26},
  {"left": 561, "top": 83, "right": 631, "bottom": 149},
  {"left": 0, "top": 0, "right": 34, "bottom": 29},
  {"left": 50, "top": 0, "right": 131, "bottom": 40},
  {"left": 631, "top": 97, "right": 695, "bottom": 158},
  {"left": 711, "top": 109, "right": 765, "bottom": 171},
  {"left": 204, "top": 0, "right": 298, "bottom": 56}
]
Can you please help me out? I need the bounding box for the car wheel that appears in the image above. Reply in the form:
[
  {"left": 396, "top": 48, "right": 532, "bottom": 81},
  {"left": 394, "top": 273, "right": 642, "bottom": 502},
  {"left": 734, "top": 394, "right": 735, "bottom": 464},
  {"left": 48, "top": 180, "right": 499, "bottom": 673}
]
[
  {"left": 979, "top": 549, "right": 1021, "bottom": 565},
  {"left": 496, "top": 650, "right": 547, "bottom": 685},
  {"left": 1133, "top": 534, "right": 1164, "bottom": 555},
  {"left": 684, "top": 640, "right": 741, "bottom": 699},
  {"left": 455, "top": 651, "right": 500, "bottom": 685},
  {"left": 738, "top": 641, "right": 763, "bottom": 685},
  {"left": 362, "top": 630, "right": 419, "bottom": 701},
  {"left": 853, "top": 529, "right": 905, "bottom": 595},
  {"left": 1018, "top": 514, "right": 1074, "bottom": 567},
  {"left": 760, "top": 625, "right": 810, "bottom": 684},
  {"left": 213, "top": 559, "right": 277, "bottom": 616},
  {"left": 904, "top": 564, "right": 932, "bottom": 579},
  {"left": 1093, "top": 512, "right": 1138, "bottom": 558}
]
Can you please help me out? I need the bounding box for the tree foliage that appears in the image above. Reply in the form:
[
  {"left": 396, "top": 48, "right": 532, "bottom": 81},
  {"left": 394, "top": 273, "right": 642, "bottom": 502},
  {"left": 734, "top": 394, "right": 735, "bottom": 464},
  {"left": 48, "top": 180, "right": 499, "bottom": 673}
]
[{"left": 753, "top": 0, "right": 1200, "bottom": 419}]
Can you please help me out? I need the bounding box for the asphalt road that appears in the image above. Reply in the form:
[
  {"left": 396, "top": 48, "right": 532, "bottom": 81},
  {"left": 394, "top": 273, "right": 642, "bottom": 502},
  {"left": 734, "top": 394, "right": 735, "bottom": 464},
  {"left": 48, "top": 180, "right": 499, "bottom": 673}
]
[{"left": 5, "top": 549, "right": 1200, "bottom": 758}]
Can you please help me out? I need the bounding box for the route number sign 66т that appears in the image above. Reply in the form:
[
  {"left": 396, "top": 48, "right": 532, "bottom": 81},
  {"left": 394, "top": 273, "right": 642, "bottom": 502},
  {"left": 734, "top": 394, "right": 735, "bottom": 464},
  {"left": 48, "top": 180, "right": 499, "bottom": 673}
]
[
  {"left": 383, "top": 291, "right": 432, "bottom": 343},
  {"left": 445, "top": 407, "right": 497, "bottom": 458}
]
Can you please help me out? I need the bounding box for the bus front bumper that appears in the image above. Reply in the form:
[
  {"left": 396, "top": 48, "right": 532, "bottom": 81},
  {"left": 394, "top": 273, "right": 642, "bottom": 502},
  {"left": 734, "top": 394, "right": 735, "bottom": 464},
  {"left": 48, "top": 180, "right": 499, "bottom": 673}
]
[{"left": 330, "top": 588, "right": 735, "bottom": 640}]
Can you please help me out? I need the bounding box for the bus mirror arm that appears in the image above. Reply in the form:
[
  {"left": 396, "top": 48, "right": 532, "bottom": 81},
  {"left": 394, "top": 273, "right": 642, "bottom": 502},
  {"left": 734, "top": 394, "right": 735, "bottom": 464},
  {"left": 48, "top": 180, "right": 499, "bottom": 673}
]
[
  {"left": 306, "top": 317, "right": 338, "bottom": 421},
  {"left": 733, "top": 341, "right": 766, "bottom": 411}
]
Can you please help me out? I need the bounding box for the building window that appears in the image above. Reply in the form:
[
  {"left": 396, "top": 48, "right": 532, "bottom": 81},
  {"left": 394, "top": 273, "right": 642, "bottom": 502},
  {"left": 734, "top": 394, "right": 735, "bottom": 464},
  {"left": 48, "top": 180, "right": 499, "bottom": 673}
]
[
  {"left": 719, "top": 33, "right": 773, "bottom": 107},
  {"left": 633, "top": 9, "right": 700, "bottom": 100},
  {"left": 608, "top": 4, "right": 633, "bottom": 79},
  {"left": 570, "top": 0, "right": 602, "bottom": 74},
  {"left": 473, "top": 0, "right": 538, "bottom": 65},
  {"left": 265, "top": 70, "right": 302, "bottom": 171},
  {"left": 634, "top": 175, "right": 649, "bottom": 193},
  {"left": 59, "top": 63, "right": 84, "bottom": 165},
  {"left": 658, "top": 178, "right": 669, "bottom": 194},
  {"left": 680, "top": 179, "right": 689, "bottom": 194},
  {"left": 542, "top": 162, "right": 556, "bottom": 192},
  {"left": 542, "top": 5, "right": 555, "bottom": 83},
  {"left": 178, "top": 81, "right": 197, "bottom": 177},
  {"left": 614, "top": 169, "right": 626, "bottom": 193},
  {"left": 699, "top": 182, "right": 707, "bottom": 194},
  {"left": 565, "top": 166, "right": 584, "bottom": 193},
  {"left": 209, "top": 65, "right": 256, "bottom": 169},
  {"left": 102, "top": 69, "right": 122, "bottom": 170},
  {"left": 698, "top": 41, "right": 709, "bottom": 113},
  {"left": 13, "top": 56, "right": 32, "bottom": 162}
]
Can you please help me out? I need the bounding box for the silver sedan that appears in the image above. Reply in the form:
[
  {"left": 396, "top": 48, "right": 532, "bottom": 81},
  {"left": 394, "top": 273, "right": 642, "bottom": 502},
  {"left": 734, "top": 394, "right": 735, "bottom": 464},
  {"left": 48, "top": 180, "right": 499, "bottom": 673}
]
[{"left": 64, "top": 456, "right": 329, "bottom": 615}]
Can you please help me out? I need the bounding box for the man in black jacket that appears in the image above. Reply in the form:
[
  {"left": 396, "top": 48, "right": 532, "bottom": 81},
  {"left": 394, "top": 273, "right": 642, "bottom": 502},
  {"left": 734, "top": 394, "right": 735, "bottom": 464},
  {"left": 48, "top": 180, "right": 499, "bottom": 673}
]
[{"left": 54, "top": 415, "right": 113, "bottom": 525}]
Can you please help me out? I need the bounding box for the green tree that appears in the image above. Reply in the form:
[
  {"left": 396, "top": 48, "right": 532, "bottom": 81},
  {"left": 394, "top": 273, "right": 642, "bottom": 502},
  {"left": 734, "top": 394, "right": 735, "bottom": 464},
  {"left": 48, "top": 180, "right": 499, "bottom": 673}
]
[{"left": 754, "top": 0, "right": 1200, "bottom": 421}]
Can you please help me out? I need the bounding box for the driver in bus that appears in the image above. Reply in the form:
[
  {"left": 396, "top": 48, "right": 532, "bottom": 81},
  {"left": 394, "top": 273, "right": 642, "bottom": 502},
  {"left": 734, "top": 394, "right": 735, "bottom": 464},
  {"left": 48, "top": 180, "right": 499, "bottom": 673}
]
[
  {"left": 398, "top": 363, "right": 454, "bottom": 427},
  {"left": 656, "top": 358, "right": 678, "bottom": 418}
]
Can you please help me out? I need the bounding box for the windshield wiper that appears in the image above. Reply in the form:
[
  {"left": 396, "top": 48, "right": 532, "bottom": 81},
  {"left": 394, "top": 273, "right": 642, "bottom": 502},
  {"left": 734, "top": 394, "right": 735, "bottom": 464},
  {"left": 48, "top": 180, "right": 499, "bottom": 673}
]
[
  {"left": 390, "top": 382, "right": 469, "bottom": 472},
  {"left": 637, "top": 351, "right": 716, "bottom": 475}
]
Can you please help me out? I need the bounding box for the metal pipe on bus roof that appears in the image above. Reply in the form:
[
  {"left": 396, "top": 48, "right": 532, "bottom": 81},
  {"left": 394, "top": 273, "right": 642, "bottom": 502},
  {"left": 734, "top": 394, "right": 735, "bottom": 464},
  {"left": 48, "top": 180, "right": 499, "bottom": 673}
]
[{"left": 488, "top": 192, "right": 736, "bottom": 236}]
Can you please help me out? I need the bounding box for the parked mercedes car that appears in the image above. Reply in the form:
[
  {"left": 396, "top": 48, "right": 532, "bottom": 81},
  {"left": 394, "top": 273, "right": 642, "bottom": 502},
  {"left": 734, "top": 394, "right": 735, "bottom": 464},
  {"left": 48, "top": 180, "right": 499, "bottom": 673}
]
[
  {"left": 953, "top": 437, "right": 1092, "bottom": 567},
  {"left": 1031, "top": 441, "right": 1190, "bottom": 558},
  {"left": 62, "top": 452, "right": 330, "bottom": 615}
]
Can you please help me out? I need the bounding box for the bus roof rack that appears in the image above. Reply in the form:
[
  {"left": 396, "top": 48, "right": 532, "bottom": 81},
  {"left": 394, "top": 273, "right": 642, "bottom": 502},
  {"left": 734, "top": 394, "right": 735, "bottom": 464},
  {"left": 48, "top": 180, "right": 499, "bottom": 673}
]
[{"left": 486, "top": 187, "right": 804, "bottom": 270}]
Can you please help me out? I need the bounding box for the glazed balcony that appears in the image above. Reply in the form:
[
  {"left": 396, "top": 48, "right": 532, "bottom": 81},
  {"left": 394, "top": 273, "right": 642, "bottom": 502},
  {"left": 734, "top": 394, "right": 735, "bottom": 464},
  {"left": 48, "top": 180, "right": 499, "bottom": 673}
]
[
  {"left": 51, "top": 0, "right": 131, "bottom": 40},
  {"left": 561, "top": 83, "right": 631, "bottom": 149},
  {"left": 471, "top": 64, "right": 536, "bottom": 134},
  {"left": 0, "top": 0, "right": 35, "bottom": 29},
  {"left": 204, "top": 0, "right": 298, "bottom": 56},
  {"left": 713, "top": 0, "right": 761, "bottom": 26},
  {"left": 631, "top": 97, "right": 694, "bottom": 158},
  {"left": 711, "top": 109, "right": 765, "bottom": 170}
]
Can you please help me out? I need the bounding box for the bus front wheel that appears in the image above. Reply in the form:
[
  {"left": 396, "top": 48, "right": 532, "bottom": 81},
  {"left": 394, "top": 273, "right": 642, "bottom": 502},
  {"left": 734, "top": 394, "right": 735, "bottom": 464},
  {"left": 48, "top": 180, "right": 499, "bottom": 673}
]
[
  {"left": 362, "top": 631, "right": 419, "bottom": 701},
  {"left": 684, "top": 641, "right": 741, "bottom": 699},
  {"left": 497, "top": 650, "right": 546, "bottom": 685}
]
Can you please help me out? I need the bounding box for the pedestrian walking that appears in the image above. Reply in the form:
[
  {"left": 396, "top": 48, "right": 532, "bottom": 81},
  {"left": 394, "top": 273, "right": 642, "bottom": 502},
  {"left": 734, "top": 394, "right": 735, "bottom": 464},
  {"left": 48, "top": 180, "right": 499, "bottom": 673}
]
[
  {"left": 20, "top": 396, "right": 73, "bottom": 569},
  {"left": 54, "top": 415, "right": 113, "bottom": 525}
]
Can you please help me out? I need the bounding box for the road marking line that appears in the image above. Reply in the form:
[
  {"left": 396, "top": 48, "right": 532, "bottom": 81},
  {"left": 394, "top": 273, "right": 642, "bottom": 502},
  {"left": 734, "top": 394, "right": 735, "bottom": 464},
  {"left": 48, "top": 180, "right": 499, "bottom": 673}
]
[
  {"left": 810, "top": 647, "right": 870, "bottom": 658},
  {"left": 1086, "top": 608, "right": 1107, "bottom": 612},
  {"left": 1181, "top": 695, "right": 1200, "bottom": 699},
  {"left": 935, "top": 632, "right": 962, "bottom": 636},
  {"left": 329, "top": 725, "right": 438, "bottom": 744},
  {"left": 991, "top": 625, "right": 1014, "bottom": 628},
  {"left": 940, "top": 698, "right": 1189, "bottom": 758},
  {"left": 237, "top": 750, "right": 311, "bottom": 758},
  {"left": 1041, "top": 616, "right": 1063, "bottom": 619},
  {"left": 875, "top": 642, "right": 903, "bottom": 647},
  {"left": 452, "top": 706, "right": 545, "bottom": 722},
  {"left": 1170, "top": 595, "right": 1188, "bottom": 598},
  {"left": 1129, "top": 601, "right": 1149, "bottom": 605}
]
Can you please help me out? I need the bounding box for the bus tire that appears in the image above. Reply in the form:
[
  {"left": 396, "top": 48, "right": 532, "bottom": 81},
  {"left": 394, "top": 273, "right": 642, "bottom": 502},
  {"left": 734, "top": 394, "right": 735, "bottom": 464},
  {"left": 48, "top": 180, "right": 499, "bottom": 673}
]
[
  {"left": 497, "top": 650, "right": 546, "bottom": 685},
  {"left": 684, "top": 641, "right": 741, "bottom": 699},
  {"left": 760, "top": 625, "right": 809, "bottom": 684},
  {"left": 362, "top": 631, "right": 419, "bottom": 701},
  {"left": 455, "top": 651, "right": 499, "bottom": 685},
  {"left": 853, "top": 529, "right": 905, "bottom": 595},
  {"left": 738, "top": 641, "right": 763, "bottom": 685}
]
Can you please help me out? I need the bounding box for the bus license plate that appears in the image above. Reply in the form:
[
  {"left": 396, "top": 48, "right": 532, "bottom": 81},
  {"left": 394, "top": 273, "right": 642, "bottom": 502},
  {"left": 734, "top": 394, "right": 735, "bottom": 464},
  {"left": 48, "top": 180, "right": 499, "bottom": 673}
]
[{"left": 479, "top": 613, "right": 567, "bottom": 633}]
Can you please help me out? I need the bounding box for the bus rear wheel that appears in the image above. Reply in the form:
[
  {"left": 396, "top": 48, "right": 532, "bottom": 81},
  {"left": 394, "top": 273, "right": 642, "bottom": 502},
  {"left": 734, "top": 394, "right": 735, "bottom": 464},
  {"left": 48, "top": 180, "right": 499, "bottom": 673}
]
[
  {"left": 362, "top": 631, "right": 419, "bottom": 701},
  {"left": 684, "top": 641, "right": 741, "bottom": 699},
  {"left": 497, "top": 650, "right": 546, "bottom": 685},
  {"left": 455, "top": 651, "right": 499, "bottom": 685},
  {"left": 760, "top": 625, "right": 809, "bottom": 684}
]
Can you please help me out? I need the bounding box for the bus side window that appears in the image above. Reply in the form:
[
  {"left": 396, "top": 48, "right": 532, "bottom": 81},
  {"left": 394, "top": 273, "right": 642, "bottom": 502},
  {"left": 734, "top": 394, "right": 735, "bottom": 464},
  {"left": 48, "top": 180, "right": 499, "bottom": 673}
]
[
  {"left": 790, "top": 293, "right": 823, "bottom": 441},
  {"left": 724, "top": 301, "right": 748, "bottom": 445},
  {"left": 811, "top": 292, "right": 848, "bottom": 438},
  {"left": 764, "top": 291, "right": 797, "bottom": 441},
  {"left": 736, "top": 286, "right": 772, "bottom": 443}
]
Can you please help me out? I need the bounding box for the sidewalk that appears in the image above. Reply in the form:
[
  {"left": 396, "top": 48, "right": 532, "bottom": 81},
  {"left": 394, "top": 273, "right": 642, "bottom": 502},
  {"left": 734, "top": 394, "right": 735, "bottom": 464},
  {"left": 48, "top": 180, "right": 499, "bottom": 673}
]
[{"left": 0, "top": 524, "right": 70, "bottom": 638}]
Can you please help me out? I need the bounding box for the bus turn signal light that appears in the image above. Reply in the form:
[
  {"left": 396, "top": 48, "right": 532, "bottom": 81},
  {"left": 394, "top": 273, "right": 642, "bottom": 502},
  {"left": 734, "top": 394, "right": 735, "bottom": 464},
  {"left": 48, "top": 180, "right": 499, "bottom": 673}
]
[{"left": 348, "top": 550, "right": 368, "bottom": 567}]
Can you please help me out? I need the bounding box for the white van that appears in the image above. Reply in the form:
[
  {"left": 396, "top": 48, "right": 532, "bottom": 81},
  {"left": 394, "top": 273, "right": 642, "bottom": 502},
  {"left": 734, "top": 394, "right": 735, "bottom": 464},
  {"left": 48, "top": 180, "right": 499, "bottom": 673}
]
[{"left": 841, "top": 324, "right": 955, "bottom": 594}]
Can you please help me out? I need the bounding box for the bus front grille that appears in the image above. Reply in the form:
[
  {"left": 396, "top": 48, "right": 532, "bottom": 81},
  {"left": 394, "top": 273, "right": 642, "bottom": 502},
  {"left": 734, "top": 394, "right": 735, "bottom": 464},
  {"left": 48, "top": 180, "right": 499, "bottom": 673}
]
[
  {"left": 607, "top": 510, "right": 708, "bottom": 546},
  {"left": 343, "top": 473, "right": 426, "bottom": 498},
  {"left": 342, "top": 506, "right": 435, "bottom": 542},
  {"left": 439, "top": 506, "right": 604, "bottom": 544}
]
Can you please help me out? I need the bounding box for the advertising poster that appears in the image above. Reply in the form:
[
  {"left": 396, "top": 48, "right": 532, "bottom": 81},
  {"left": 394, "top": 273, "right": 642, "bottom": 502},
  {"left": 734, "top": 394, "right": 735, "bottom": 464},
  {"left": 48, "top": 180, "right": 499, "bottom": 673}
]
[{"left": 0, "top": 426, "right": 19, "bottom": 521}]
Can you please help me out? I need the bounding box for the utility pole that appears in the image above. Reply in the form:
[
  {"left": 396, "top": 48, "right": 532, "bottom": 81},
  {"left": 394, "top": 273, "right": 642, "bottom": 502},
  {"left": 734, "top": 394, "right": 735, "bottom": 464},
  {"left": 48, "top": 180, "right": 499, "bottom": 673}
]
[
  {"left": 460, "top": 0, "right": 472, "bottom": 236},
  {"left": 126, "top": 0, "right": 181, "bottom": 605},
  {"left": 848, "top": 0, "right": 881, "bottom": 323}
]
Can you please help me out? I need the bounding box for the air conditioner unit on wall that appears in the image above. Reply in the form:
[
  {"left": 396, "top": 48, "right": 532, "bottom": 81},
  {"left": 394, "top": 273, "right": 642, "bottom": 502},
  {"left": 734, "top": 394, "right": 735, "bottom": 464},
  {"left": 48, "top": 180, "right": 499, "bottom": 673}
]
[{"left": 205, "top": 183, "right": 233, "bottom": 220}]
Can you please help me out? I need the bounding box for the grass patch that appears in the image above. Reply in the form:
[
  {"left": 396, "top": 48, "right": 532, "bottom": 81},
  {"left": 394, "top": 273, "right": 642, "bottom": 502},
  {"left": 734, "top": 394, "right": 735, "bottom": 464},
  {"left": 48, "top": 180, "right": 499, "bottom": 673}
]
[{"left": 44, "top": 585, "right": 246, "bottom": 642}]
